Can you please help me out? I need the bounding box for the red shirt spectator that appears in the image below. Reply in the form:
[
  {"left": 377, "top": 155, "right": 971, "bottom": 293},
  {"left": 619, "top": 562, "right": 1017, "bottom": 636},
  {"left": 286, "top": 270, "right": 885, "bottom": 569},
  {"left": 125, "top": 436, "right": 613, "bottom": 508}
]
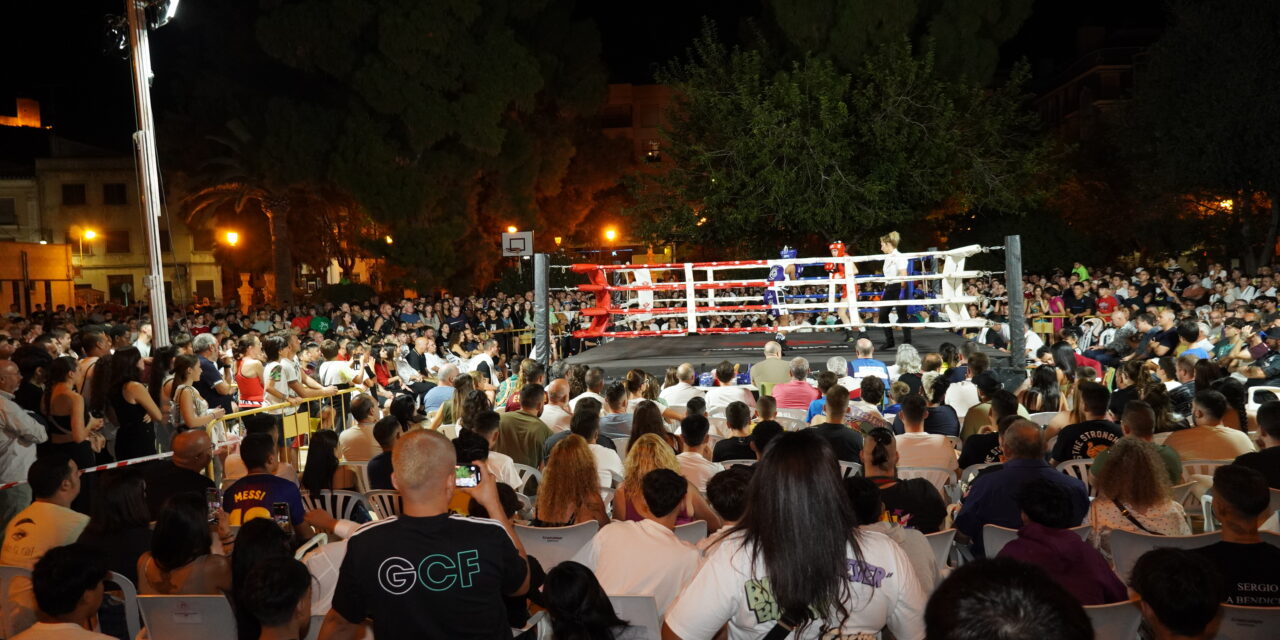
[{"left": 771, "top": 379, "right": 820, "bottom": 410}]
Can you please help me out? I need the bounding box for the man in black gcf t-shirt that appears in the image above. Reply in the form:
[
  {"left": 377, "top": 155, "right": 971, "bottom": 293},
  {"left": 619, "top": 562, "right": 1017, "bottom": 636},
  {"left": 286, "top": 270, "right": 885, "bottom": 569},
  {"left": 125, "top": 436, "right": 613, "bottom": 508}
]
[
  {"left": 1050, "top": 382, "right": 1122, "bottom": 464},
  {"left": 319, "top": 429, "right": 529, "bottom": 639}
]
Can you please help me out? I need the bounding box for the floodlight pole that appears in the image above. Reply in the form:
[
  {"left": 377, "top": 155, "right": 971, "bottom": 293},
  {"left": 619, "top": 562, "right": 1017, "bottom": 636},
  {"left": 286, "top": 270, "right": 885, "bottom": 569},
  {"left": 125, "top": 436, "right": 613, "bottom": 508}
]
[
  {"left": 1006, "top": 235, "right": 1025, "bottom": 366},
  {"left": 125, "top": 0, "right": 171, "bottom": 347}
]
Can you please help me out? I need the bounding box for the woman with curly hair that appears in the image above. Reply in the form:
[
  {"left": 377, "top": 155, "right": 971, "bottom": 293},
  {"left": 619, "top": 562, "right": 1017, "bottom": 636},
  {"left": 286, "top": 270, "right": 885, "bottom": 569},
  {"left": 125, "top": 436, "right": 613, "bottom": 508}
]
[
  {"left": 612, "top": 434, "right": 720, "bottom": 530},
  {"left": 1085, "top": 438, "right": 1191, "bottom": 561},
  {"left": 531, "top": 435, "right": 609, "bottom": 529}
]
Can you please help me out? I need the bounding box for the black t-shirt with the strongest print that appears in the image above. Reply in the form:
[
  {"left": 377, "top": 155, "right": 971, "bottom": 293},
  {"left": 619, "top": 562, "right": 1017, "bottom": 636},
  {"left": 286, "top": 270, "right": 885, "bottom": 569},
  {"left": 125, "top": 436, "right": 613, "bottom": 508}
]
[
  {"left": 1051, "top": 419, "right": 1122, "bottom": 463},
  {"left": 332, "top": 514, "right": 528, "bottom": 639}
]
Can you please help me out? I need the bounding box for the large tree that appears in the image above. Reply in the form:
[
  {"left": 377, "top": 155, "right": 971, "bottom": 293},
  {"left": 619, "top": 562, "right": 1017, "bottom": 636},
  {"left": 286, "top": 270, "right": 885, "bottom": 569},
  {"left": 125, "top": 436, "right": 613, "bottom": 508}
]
[
  {"left": 763, "top": 0, "right": 1034, "bottom": 82},
  {"left": 1127, "top": 0, "right": 1280, "bottom": 272},
  {"left": 629, "top": 26, "right": 1050, "bottom": 256}
]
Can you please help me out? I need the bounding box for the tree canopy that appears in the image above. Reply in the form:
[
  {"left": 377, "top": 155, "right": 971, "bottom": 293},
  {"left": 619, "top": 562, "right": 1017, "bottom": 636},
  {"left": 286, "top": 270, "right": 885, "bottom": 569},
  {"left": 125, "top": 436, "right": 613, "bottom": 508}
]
[{"left": 629, "top": 25, "right": 1050, "bottom": 256}]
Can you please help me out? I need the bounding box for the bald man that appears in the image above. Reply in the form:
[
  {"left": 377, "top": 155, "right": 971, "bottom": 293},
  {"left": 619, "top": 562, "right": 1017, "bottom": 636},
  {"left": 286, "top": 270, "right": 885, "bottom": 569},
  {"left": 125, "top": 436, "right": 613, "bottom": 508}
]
[
  {"left": 0, "top": 359, "right": 46, "bottom": 527},
  {"left": 144, "top": 429, "right": 216, "bottom": 517},
  {"left": 659, "top": 363, "right": 706, "bottom": 407},
  {"left": 541, "top": 379, "right": 573, "bottom": 433},
  {"left": 319, "top": 429, "right": 530, "bottom": 640},
  {"left": 955, "top": 419, "right": 1090, "bottom": 557},
  {"left": 750, "top": 341, "right": 791, "bottom": 391}
]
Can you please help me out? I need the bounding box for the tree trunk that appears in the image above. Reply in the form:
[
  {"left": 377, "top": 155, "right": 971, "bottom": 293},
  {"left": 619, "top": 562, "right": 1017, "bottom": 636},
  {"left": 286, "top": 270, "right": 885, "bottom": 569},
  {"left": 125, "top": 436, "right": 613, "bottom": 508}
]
[
  {"left": 1240, "top": 191, "right": 1256, "bottom": 274},
  {"left": 264, "top": 197, "right": 294, "bottom": 304}
]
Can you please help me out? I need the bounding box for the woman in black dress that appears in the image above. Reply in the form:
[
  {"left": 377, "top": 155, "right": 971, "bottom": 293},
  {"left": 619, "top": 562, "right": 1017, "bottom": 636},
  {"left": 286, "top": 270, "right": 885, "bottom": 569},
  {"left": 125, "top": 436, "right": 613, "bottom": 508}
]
[{"left": 105, "top": 347, "right": 166, "bottom": 461}]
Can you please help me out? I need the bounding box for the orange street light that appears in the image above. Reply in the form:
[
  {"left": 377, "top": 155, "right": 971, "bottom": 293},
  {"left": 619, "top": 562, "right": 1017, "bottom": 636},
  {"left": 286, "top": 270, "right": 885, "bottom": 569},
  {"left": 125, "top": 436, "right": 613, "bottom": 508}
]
[
  {"left": 224, "top": 231, "right": 240, "bottom": 247},
  {"left": 507, "top": 225, "right": 518, "bottom": 234},
  {"left": 384, "top": 235, "right": 394, "bottom": 245},
  {"left": 604, "top": 227, "right": 618, "bottom": 242},
  {"left": 554, "top": 236, "right": 563, "bottom": 246},
  {"left": 83, "top": 229, "right": 97, "bottom": 240}
]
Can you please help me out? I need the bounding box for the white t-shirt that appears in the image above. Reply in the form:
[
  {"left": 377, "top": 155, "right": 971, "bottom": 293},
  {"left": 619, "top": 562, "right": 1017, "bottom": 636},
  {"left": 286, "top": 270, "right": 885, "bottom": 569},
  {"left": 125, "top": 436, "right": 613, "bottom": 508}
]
[
  {"left": 265, "top": 359, "right": 301, "bottom": 415},
  {"left": 11, "top": 622, "right": 112, "bottom": 640},
  {"left": 488, "top": 450, "right": 522, "bottom": 488},
  {"left": 570, "top": 519, "right": 701, "bottom": 615},
  {"left": 318, "top": 359, "right": 360, "bottom": 387},
  {"left": 944, "top": 380, "right": 980, "bottom": 419},
  {"left": 677, "top": 451, "right": 724, "bottom": 492},
  {"left": 540, "top": 404, "right": 573, "bottom": 433},
  {"left": 1, "top": 502, "right": 90, "bottom": 633},
  {"left": 665, "top": 530, "right": 927, "bottom": 640},
  {"left": 569, "top": 391, "right": 606, "bottom": 412},
  {"left": 895, "top": 432, "right": 959, "bottom": 474},
  {"left": 704, "top": 385, "right": 755, "bottom": 416},
  {"left": 659, "top": 382, "right": 706, "bottom": 408},
  {"left": 589, "top": 443, "right": 624, "bottom": 488}
]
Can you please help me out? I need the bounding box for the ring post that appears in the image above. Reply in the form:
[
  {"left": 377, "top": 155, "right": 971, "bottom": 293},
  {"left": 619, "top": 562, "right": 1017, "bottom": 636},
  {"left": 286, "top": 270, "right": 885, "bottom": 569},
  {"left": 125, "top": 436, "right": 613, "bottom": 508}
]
[
  {"left": 1005, "top": 235, "right": 1025, "bottom": 367},
  {"left": 533, "top": 253, "right": 551, "bottom": 366}
]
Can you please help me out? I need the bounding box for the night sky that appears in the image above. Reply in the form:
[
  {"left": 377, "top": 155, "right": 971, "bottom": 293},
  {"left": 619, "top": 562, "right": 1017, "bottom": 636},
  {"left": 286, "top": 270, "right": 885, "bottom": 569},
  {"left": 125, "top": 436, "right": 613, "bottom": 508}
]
[{"left": 3, "top": 0, "right": 1165, "bottom": 151}]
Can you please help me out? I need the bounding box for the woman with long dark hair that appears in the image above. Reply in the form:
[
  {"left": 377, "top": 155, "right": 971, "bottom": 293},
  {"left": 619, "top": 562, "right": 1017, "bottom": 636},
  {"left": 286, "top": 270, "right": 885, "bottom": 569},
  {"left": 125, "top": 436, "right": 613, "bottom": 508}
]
[
  {"left": 300, "top": 430, "right": 370, "bottom": 523},
  {"left": 137, "top": 493, "right": 231, "bottom": 595},
  {"left": 42, "top": 356, "right": 100, "bottom": 512},
  {"left": 664, "top": 430, "right": 926, "bottom": 638},
  {"left": 231, "top": 518, "right": 293, "bottom": 639},
  {"left": 77, "top": 468, "right": 151, "bottom": 582},
  {"left": 106, "top": 347, "right": 165, "bottom": 460},
  {"left": 541, "top": 561, "right": 628, "bottom": 640},
  {"left": 1019, "top": 364, "right": 1064, "bottom": 413}
]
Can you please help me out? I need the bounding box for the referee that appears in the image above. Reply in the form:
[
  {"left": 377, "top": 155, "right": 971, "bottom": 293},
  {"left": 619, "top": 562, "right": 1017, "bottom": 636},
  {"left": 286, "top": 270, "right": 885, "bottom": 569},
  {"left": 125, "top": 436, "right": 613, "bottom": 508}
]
[{"left": 878, "top": 231, "right": 913, "bottom": 349}]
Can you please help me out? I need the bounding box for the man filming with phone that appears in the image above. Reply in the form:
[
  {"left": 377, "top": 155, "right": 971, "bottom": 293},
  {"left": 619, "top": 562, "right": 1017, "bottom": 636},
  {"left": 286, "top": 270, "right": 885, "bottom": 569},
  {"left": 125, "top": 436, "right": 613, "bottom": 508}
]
[{"left": 319, "top": 429, "right": 529, "bottom": 640}]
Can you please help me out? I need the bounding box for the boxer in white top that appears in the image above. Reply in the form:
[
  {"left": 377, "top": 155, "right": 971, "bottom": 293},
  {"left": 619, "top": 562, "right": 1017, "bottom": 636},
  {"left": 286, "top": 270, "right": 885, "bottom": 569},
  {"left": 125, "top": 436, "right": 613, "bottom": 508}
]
[{"left": 878, "top": 231, "right": 913, "bottom": 349}]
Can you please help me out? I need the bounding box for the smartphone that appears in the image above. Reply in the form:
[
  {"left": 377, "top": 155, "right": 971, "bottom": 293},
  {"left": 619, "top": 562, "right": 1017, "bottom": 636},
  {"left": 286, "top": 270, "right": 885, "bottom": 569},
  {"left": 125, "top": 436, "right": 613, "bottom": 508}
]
[
  {"left": 205, "top": 487, "right": 221, "bottom": 524},
  {"left": 271, "top": 502, "right": 291, "bottom": 530},
  {"left": 454, "top": 464, "right": 482, "bottom": 488}
]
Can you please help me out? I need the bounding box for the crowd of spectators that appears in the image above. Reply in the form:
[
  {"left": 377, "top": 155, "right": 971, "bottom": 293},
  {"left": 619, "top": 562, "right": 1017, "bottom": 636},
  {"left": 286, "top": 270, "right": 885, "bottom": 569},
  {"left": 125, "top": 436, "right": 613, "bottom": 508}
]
[{"left": 0, "top": 253, "right": 1278, "bottom": 639}]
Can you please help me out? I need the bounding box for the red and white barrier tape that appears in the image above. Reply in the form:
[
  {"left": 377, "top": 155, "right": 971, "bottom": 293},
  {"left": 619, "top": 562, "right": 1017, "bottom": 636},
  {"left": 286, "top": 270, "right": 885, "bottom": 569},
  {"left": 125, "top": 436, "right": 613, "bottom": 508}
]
[{"left": 0, "top": 435, "right": 243, "bottom": 491}]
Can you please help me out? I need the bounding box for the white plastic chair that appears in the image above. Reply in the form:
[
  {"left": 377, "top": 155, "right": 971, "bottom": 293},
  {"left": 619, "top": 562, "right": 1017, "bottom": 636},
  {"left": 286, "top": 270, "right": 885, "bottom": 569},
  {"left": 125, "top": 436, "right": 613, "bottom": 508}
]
[
  {"left": 513, "top": 464, "right": 543, "bottom": 495},
  {"left": 340, "top": 460, "right": 370, "bottom": 493},
  {"left": 1056, "top": 459, "right": 1095, "bottom": 497},
  {"left": 776, "top": 408, "right": 808, "bottom": 423},
  {"left": 304, "top": 615, "right": 324, "bottom": 640},
  {"left": 897, "top": 466, "right": 954, "bottom": 494},
  {"left": 1202, "top": 487, "right": 1280, "bottom": 533},
  {"left": 295, "top": 533, "right": 328, "bottom": 559},
  {"left": 1217, "top": 604, "right": 1280, "bottom": 640},
  {"left": 674, "top": 520, "right": 708, "bottom": 545},
  {"left": 138, "top": 594, "right": 237, "bottom": 640},
  {"left": 1109, "top": 530, "right": 1222, "bottom": 583},
  {"left": 105, "top": 571, "right": 142, "bottom": 640},
  {"left": 775, "top": 416, "right": 808, "bottom": 431},
  {"left": 1245, "top": 385, "right": 1280, "bottom": 421},
  {"left": 721, "top": 459, "right": 756, "bottom": 468},
  {"left": 514, "top": 521, "right": 599, "bottom": 569},
  {"left": 365, "top": 490, "right": 403, "bottom": 519},
  {"left": 608, "top": 595, "right": 661, "bottom": 640},
  {"left": 945, "top": 435, "right": 963, "bottom": 453},
  {"left": 839, "top": 461, "right": 862, "bottom": 478},
  {"left": 1027, "top": 412, "right": 1057, "bottom": 427},
  {"left": 301, "top": 489, "right": 371, "bottom": 522},
  {"left": 440, "top": 423, "right": 460, "bottom": 440},
  {"left": 610, "top": 436, "right": 630, "bottom": 461},
  {"left": 959, "top": 462, "right": 999, "bottom": 495},
  {"left": 1181, "top": 459, "right": 1231, "bottom": 481},
  {"left": 924, "top": 529, "right": 956, "bottom": 571},
  {"left": 708, "top": 417, "right": 730, "bottom": 438},
  {"left": 1083, "top": 600, "right": 1143, "bottom": 640}
]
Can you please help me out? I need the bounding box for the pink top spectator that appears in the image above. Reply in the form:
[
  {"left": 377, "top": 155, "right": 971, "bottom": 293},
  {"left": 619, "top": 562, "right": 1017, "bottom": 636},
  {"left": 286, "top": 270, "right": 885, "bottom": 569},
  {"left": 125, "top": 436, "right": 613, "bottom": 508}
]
[{"left": 771, "top": 379, "right": 820, "bottom": 409}]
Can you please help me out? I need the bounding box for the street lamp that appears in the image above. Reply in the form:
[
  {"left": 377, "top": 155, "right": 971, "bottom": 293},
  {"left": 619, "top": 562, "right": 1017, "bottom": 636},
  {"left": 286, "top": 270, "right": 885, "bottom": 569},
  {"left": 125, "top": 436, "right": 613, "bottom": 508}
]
[
  {"left": 507, "top": 225, "right": 518, "bottom": 234},
  {"left": 223, "top": 231, "right": 239, "bottom": 247},
  {"left": 384, "top": 235, "right": 394, "bottom": 245},
  {"left": 604, "top": 227, "right": 617, "bottom": 243},
  {"left": 79, "top": 228, "right": 97, "bottom": 258}
]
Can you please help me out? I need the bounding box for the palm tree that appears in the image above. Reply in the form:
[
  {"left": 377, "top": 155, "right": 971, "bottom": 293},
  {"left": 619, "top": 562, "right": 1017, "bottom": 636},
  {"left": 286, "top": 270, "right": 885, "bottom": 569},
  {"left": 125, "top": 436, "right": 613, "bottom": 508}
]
[{"left": 181, "top": 119, "right": 303, "bottom": 305}]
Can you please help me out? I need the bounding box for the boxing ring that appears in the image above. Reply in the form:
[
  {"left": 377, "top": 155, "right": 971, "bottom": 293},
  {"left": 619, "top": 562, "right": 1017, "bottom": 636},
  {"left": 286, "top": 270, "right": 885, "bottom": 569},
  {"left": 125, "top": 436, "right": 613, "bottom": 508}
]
[{"left": 562, "top": 244, "right": 1000, "bottom": 339}]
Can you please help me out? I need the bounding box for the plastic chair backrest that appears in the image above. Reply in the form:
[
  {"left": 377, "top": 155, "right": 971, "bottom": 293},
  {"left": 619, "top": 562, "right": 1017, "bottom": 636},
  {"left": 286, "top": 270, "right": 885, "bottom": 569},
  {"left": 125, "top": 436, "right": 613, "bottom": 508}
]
[
  {"left": 513, "top": 464, "right": 543, "bottom": 495},
  {"left": 365, "top": 490, "right": 403, "bottom": 519},
  {"left": 1217, "top": 604, "right": 1280, "bottom": 640},
  {"left": 1056, "top": 459, "right": 1095, "bottom": 496},
  {"left": 302, "top": 489, "right": 370, "bottom": 522},
  {"left": 303, "top": 615, "right": 324, "bottom": 640},
  {"left": 1027, "top": 412, "right": 1057, "bottom": 427},
  {"left": 1171, "top": 481, "right": 1195, "bottom": 507},
  {"left": 340, "top": 461, "right": 370, "bottom": 493},
  {"left": 721, "top": 459, "right": 756, "bottom": 468},
  {"left": 776, "top": 408, "right": 808, "bottom": 423},
  {"left": 775, "top": 417, "right": 808, "bottom": 431},
  {"left": 897, "top": 466, "right": 954, "bottom": 494},
  {"left": 1109, "top": 530, "right": 1221, "bottom": 583},
  {"left": 839, "top": 461, "right": 862, "bottom": 478},
  {"left": 1245, "top": 386, "right": 1280, "bottom": 417},
  {"left": 610, "top": 436, "right": 630, "bottom": 461},
  {"left": 1083, "top": 600, "right": 1143, "bottom": 640},
  {"left": 924, "top": 529, "right": 956, "bottom": 571},
  {"left": 982, "top": 524, "right": 1020, "bottom": 558},
  {"left": 295, "top": 533, "right": 328, "bottom": 559},
  {"left": 514, "top": 521, "right": 599, "bottom": 569},
  {"left": 708, "top": 417, "right": 730, "bottom": 438},
  {"left": 959, "top": 462, "right": 999, "bottom": 493},
  {"left": 608, "top": 595, "right": 661, "bottom": 640},
  {"left": 1181, "top": 459, "right": 1230, "bottom": 480},
  {"left": 138, "top": 594, "right": 237, "bottom": 640},
  {"left": 440, "top": 424, "right": 460, "bottom": 440},
  {"left": 674, "top": 520, "right": 708, "bottom": 545},
  {"left": 945, "top": 436, "right": 963, "bottom": 453},
  {"left": 0, "top": 564, "right": 32, "bottom": 638},
  {"left": 105, "top": 571, "right": 142, "bottom": 640}
]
